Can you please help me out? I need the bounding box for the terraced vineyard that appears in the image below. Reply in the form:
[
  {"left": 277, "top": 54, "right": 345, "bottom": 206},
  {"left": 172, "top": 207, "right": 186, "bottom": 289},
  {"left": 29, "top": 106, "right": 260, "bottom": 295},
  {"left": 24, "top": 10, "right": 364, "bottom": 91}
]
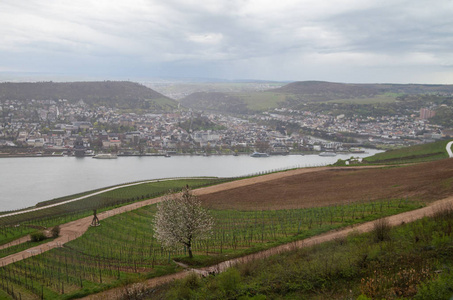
[
  {"left": 0, "top": 198, "right": 420, "bottom": 299},
  {"left": 1, "top": 155, "right": 452, "bottom": 299},
  {"left": 0, "top": 178, "right": 224, "bottom": 247}
]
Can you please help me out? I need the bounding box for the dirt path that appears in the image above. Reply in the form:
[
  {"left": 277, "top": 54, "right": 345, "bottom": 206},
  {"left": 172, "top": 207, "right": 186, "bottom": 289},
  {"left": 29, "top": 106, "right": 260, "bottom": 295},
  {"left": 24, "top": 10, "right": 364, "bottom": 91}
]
[
  {"left": 83, "top": 195, "right": 453, "bottom": 300},
  {"left": 0, "top": 177, "right": 216, "bottom": 219},
  {"left": 0, "top": 165, "right": 381, "bottom": 267},
  {"left": 0, "top": 235, "right": 30, "bottom": 251},
  {"left": 0, "top": 164, "right": 451, "bottom": 298}
]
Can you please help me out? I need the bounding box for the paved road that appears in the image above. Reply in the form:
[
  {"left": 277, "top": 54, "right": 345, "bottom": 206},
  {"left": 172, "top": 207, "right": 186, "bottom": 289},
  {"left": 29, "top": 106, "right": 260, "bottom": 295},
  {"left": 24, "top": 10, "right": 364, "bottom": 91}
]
[
  {"left": 447, "top": 141, "right": 453, "bottom": 158},
  {"left": 0, "top": 164, "right": 451, "bottom": 299},
  {"left": 0, "top": 177, "right": 216, "bottom": 219}
]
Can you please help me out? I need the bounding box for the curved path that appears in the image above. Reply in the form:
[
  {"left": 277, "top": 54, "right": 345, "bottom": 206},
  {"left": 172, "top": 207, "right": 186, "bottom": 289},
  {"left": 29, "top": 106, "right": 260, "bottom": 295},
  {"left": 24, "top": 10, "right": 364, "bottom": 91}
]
[
  {"left": 0, "top": 167, "right": 333, "bottom": 266},
  {"left": 83, "top": 195, "right": 453, "bottom": 300},
  {"left": 0, "top": 165, "right": 451, "bottom": 298},
  {"left": 447, "top": 141, "right": 453, "bottom": 158},
  {"left": 0, "top": 177, "right": 216, "bottom": 219},
  {"left": 0, "top": 165, "right": 375, "bottom": 266}
]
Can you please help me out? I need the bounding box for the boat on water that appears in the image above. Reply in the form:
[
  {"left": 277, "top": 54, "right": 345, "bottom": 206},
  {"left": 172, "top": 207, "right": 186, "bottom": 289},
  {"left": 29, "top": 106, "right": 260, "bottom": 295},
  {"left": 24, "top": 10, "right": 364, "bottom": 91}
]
[
  {"left": 92, "top": 153, "right": 118, "bottom": 159},
  {"left": 319, "top": 152, "right": 337, "bottom": 157},
  {"left": 250, "top": 152, "right": 269, "bottom": 157},
  {"left": 349, "top": 147, "right": 365, "bottom": 153}
]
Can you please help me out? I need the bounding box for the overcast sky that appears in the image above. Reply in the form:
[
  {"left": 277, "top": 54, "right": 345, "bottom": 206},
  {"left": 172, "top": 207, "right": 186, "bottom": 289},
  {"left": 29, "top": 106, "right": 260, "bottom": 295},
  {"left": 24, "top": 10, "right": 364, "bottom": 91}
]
[{"left": 1, "top": 0, "right": 452, "bottom": 83}]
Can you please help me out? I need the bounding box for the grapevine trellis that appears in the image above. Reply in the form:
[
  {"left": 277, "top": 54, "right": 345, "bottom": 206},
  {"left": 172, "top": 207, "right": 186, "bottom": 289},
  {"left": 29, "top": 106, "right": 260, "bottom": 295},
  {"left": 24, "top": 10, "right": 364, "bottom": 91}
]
[
  {"left": 0, "top": 167, "right": 310, "bottom": 247},
  {"left": 0, "top": 197, "right": 419, "bottom": 299}
]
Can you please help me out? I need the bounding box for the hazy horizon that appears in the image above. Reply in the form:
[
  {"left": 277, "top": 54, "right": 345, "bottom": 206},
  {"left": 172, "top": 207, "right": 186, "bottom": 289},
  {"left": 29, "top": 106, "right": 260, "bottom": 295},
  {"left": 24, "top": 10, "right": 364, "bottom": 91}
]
[{"left": 1, "top": 1, "right": 453, "bottom": 84}]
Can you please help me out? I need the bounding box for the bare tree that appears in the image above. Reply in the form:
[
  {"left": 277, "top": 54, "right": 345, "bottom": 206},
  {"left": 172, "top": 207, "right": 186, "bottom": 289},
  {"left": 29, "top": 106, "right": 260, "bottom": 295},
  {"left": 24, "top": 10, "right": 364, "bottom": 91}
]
[{"left": 153, "top": 186, "right": 214, "bottom": 258}]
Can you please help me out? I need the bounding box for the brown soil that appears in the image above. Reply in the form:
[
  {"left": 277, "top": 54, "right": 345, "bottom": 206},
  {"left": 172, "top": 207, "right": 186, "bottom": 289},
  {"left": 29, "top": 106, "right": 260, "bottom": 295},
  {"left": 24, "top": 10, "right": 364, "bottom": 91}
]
[
  {"left": 199, "top": 159, "right": 453, "bottom": 210},
  {"left": 0, "top": 235, "right": 31, "bottom": 251},
  {"left": 0, "top": 160, "right": 452, "bottom": 299}
]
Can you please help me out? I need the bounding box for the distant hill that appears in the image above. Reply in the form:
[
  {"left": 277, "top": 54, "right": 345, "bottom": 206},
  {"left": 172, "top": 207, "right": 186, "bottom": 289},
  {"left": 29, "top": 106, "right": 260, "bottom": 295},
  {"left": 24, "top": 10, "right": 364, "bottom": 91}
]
[
  {"left": 273, "top": 81, "right": 453, "bottom": 101},
  {"left": 179, "top": 92, "right": 250, "bottom": 114},
  {"left": 180, "top": 81, "right": 453, "bottom": 113},
  {"left": 0, "top": 81, "right": 178, "bottom": 110}
]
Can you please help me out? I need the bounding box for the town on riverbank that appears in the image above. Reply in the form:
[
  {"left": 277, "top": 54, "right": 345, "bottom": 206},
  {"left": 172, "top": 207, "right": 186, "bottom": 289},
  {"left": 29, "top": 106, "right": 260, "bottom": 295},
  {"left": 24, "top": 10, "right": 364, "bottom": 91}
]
[{"left": 1, "top": 81, "right": 452, "bottom": 158}]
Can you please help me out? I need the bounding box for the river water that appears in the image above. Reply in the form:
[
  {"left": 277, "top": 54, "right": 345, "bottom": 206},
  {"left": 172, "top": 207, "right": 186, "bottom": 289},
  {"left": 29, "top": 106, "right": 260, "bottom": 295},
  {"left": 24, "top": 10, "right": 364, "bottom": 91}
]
[{"left": 0, "top": 150, "right": 381, "bottom": 211}]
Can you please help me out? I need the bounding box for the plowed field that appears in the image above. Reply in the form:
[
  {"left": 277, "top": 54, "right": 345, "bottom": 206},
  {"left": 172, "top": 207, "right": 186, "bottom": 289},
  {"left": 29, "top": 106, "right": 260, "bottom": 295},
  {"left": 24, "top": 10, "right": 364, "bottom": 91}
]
[{"left": 199, "top": 159, "right": 453, "bottom": 210}]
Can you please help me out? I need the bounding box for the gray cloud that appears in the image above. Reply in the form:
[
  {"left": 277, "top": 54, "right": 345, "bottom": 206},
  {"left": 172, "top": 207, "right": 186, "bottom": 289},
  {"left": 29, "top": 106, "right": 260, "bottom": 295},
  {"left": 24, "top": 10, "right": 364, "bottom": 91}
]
[{"left": 0, "top": 0, "right": 452, "bottom": 83}]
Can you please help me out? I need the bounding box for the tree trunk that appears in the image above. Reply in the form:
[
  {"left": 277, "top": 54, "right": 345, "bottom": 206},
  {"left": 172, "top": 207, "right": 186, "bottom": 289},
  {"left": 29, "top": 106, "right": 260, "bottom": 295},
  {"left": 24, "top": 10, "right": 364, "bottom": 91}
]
[{"left": 187, "top": 241, "right": 193, "bottom": 258}]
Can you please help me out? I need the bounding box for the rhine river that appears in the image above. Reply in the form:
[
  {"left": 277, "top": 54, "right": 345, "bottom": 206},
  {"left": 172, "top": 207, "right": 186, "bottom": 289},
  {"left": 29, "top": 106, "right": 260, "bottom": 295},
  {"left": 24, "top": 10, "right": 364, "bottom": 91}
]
[{"left": 0, "top": 150, "right": 381, "bottom": 211}]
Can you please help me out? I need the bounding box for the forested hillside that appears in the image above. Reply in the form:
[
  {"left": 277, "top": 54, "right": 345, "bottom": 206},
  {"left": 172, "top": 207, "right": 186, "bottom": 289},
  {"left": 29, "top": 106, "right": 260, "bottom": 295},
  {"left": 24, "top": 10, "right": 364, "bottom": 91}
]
[
  {"left": 180, "top": 81, "right": 453, "bottom": 114},
  {"left": 0, "top": 81, "right": 178, "bottom": 110}
]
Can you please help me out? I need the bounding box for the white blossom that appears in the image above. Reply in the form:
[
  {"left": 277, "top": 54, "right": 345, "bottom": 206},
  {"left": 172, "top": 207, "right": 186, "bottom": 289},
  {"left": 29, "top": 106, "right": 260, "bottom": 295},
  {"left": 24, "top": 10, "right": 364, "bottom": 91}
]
[{"left": 153, "top": 187, "right": 214, "bottom": 258}]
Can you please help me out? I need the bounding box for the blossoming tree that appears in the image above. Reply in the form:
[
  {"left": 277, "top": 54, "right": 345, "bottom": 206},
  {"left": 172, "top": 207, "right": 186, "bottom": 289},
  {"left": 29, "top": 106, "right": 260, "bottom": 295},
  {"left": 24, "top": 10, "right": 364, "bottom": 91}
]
[{"left": 153, "top": 186, "right": 214, "bottom": 258}]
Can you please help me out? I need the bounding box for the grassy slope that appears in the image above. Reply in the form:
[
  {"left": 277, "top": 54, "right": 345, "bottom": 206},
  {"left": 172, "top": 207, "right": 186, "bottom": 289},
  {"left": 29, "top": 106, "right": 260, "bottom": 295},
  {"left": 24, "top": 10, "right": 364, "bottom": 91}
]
[
  {"left": 0, "top": 199, "right": 420, "bottom": 299},
  {"left": 364, "top": 140, "right": 452, "bottom": 164},
  {"left": 237, "top": 92, "right": 287, "bottom": 111},
  {"left": 0, "top": 178, "right": 221, "bottom": 246},
  {"left": 326, "top": 93, "right": 400, "bottom": 104},
  {"left": 0, "top": 156, "right": 452, "bottom": 298},
  {"left": 161, "top": 206, "right": 453, "bottom": 300},
  {"left": 235, "top": 91, "right": 400, "bottom": 111},
  {"left": 2, "top": 158, "right": 452, "bottom": 299}
]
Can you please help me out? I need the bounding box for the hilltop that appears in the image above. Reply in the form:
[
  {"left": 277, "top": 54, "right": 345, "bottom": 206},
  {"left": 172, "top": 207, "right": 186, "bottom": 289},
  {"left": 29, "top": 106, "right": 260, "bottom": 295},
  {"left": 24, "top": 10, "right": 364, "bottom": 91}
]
[
  {"left": 180, "top": 81, "right": 453, "bottom": 113},
  {"left": 0, "top": 81, "right": 178, "bottom": 110},
  {"left": 273, "top": 81, "right": 453, "bottom": 100}
]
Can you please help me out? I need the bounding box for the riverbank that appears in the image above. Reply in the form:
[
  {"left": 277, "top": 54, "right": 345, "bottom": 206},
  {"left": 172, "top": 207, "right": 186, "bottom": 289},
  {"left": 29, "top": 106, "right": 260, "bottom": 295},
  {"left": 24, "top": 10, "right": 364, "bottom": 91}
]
[
  {"left": 1, "top": 149, "right": 383, "bottom": 211},
  {"left": 0, "top": 146, "right": 371, "bottom": 158}
]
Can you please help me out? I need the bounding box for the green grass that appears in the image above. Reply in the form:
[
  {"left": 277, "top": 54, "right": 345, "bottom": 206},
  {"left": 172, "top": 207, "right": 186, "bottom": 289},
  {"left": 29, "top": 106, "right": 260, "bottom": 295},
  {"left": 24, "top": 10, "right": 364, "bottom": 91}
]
[
  {"left": 326, "top": 93, "right": 400, "bottom": 104},
  {"left": 36, "top": 178, "right": 218, "bottom": 207},
  {"left": 0, "top": 178, "right": 224, "bottom": 246},
  {"left": 364, "top": 140, "right": 451, "bottom": 164},
  {"left": 0, "top": 237, "right": 56, "bottom": 259},
  {"left": 0, "top": 198, "right": 422, "bottom": 299},
  {"left": 237, "top": 92, "right": 287, "bottom": 111},
  {"left": 161, "top": 205, "right": 453, "bottom": 300},
  {"left": 237, "top": 91, "right": 401, "bottom": 111}
]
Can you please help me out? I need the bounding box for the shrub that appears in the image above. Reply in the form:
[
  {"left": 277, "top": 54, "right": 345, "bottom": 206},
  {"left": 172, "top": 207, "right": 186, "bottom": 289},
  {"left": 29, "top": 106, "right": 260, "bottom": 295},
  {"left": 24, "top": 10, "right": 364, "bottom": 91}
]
[
  {"left": 164, "top": 272, "right": 201, "bottom": 299},
  {"left": 218, "top": 267, "right": 241, "bottom": 294},
  {"left": 414, "top": 273, "right": 453, "bottom": 300},
  {"left": 360, "top": 268, "right": 431, "bottom": 299},
  {"left": 373, "top": 218, "right": 391, "bottom": 242},
  {"left": 183, "top": 272, "right": 201, "bottom": 289},
  {"left": 51, "top": 225, "right": 60, "bottom": 238},
  {"left": 30, "top": 231, "right": 47, "bottom": 242},
  {"left": 238, "top": 295, "right": 267, "bottom": 300}
]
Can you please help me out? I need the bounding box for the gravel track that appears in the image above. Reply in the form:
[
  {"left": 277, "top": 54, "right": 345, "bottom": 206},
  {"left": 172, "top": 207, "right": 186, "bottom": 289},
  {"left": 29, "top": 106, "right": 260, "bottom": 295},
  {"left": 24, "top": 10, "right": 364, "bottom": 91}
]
[
  {"left": 0, "top": 164, "right": 451, "bottom": 299},
  {"left": 0, "top": 166, "right": 380, "bottom": 267},
  {"left": 83, "top": 195, "right": 453, "bottom": 300}
]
